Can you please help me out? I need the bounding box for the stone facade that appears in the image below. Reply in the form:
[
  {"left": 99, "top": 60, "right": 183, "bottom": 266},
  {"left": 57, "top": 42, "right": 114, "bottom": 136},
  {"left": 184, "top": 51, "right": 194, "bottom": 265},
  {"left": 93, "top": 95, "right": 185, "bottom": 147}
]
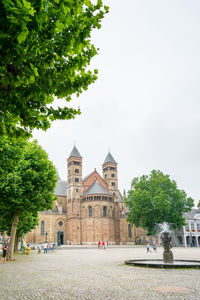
[
  {"left": 26, "top": 147, "right": 140, "bottom": 245},
  {"left": 171, "top": 208, "right": 200, "bottom": 247}
]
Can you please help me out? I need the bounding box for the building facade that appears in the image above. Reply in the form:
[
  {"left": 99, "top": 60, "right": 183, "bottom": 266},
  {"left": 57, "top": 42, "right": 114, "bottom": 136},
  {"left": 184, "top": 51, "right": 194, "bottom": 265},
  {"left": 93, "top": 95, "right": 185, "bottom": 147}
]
[
  {"left": 171, "top": 209, "right": 200, "bottom": 247},
  {"left": 26, "top": 146, "right": 142, "bottom": 245}
]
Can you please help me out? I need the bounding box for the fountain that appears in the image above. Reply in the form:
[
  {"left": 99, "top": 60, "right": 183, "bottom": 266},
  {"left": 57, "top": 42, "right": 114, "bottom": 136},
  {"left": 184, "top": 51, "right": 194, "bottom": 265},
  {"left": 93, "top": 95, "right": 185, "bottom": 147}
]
[
  {"left": 160, "top": 226, "right": 174, "bottom": 263},
  {"left": 125, "top": 223, "right": 200, "bottom": 269}
]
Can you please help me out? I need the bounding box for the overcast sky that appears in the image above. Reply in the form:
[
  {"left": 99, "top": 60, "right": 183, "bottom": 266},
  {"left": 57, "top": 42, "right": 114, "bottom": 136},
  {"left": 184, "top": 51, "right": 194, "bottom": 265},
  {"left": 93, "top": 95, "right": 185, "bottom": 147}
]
[{"left": 33, "top": 0, "right": 200, "bottom": 205}]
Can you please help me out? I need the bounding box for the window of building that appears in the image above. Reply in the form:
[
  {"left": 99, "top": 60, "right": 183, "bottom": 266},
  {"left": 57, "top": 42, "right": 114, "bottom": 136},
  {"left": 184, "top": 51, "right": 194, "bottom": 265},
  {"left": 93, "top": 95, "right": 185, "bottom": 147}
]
[
  {"left": 89, "top": 206, "right": 92, "bottom": 217},
  {"left": 75, "top": 178, "right": 79, "bottom": 182},
  {"left": 111, "top": 173, "right": 115, "bottom": 178},
  {"left": 58, "top": 221, "right": 63, "bottom": 227},
  {"left": 128, "top": 224, "right": 132, "bottom": 238},
  {"left": 76, "top": 188, "right": 78, "bottom": 193},
  {"left": 105, "top": 174, "right": 107, "bottom": 179},
  {"left": 41, "top": 221, "right": 45, "bottom": 236},
  {"left": 74, "top": 161, "right": 80, "bottom": 165},
  {"left": 112, "top": 182, "right": 115, "bottom": 186},
  {"left": 68, "top": 170, "right": 70, "bottom": 175},
  {"left": 103, "top": 206, "right": 107, "bottom": 217},
  {"left": 177, "top": 236, "right": 183, "bottom": 245},
  {"left": 75, "top": 169, "right": 79, "bottom": 173}
]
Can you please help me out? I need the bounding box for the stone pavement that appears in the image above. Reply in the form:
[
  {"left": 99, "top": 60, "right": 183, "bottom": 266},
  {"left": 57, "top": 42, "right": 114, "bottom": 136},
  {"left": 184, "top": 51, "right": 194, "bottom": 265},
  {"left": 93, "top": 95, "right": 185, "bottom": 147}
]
[{"left": 0, "top": 246, "right": 200, "bottom": 300}]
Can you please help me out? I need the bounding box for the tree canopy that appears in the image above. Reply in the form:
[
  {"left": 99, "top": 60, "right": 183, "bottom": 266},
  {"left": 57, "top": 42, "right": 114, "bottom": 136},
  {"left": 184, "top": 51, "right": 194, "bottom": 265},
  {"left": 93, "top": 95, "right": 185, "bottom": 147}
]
[
  {"left": 0, "top": 137, "right": 57, "bottom": 259},
  {"left": 0, "top": 0, "right": 108, "bottom": 137},
  {"left": 125, "top": 170, "right": 194, "bottom": 235}
]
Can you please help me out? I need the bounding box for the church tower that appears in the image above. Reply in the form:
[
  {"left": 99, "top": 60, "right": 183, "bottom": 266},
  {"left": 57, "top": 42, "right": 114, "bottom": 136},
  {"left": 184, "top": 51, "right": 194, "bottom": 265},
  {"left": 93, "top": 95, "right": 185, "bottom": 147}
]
[
  {"left": 102, "top": 152, "right": 118, "bottom": 200},
  {"left": 102, "top": 152, "right": 120, "bottom": 244},
  {"left": 67, "top": 145, "right": 82, "bottom": 244}
]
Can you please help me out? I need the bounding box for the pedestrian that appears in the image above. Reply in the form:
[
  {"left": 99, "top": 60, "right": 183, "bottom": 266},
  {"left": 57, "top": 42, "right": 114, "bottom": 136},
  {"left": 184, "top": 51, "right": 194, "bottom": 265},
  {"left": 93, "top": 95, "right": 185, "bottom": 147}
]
[
  {"left": 146, "top": 243, "right": 151, "bottom": 253},
  {"left": 44, "top": 243, "right": 48, "bottom": 254},
  {"left": 1, "top": 242, "right": 8, "bottom": 263},
  {"left": 152, "top": 242, "right": 157, "bottom": 252},
  {"left": 98, "top": 241, "right": 101, "bottom": 248},
  {"left": 102, "top": 241, "right": 105, "bottom": 249},
  {"left": 38, "top": 243, "right": 41, "bottom": 254},
  {"left": 49, "top": 243, "right": 53, "bottom": 253},
  {"left": 25, "top": 244, "right": 31, "bottom": 255},
  {"left": 104, "top": 241, "right": 107, "bottom": 249}
]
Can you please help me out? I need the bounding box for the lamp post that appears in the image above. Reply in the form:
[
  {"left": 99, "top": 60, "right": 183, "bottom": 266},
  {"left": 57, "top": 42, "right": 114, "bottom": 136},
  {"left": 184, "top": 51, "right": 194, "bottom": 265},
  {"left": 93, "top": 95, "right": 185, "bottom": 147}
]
[
  {"left": 57, "top": 230, "right": 61, "bottom": 246},
  {"left": 45, "top": 231, "right": 48, "bottom": 243}
]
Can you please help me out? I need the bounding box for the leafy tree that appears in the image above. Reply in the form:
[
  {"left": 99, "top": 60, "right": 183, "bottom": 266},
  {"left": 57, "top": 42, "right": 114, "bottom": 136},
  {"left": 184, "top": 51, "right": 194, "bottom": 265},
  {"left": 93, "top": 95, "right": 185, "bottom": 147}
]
[
  {"left": 0, "top": 137, "right": 57, "bottom": 260},
  {"left": 0, "top": 0, "right": 109, "bottom": 137},
  {"left": 0, "top": 210, "right": 39, "bottom": 252},
  {"left": 125, "top": 170, "right": 194, "bottom": 235},
  {"left": 197, "top": 200, "right": 200, "bottom": 207}
]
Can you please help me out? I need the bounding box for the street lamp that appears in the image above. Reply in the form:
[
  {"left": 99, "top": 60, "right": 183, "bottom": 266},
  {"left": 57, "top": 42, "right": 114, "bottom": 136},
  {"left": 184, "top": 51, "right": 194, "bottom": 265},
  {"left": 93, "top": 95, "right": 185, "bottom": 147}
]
[
  {"left": 57, "top": 230, "right": 61, "bottom": 246},
  {"left": 45, "top": 231, "right": 48, "bottom": 243}
]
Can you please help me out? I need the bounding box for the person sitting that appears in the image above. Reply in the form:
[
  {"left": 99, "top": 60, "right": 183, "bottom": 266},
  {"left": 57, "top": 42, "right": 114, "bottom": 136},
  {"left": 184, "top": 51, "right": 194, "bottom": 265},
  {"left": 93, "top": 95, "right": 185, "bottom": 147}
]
[{"left": 25, "top": 244, "right": 31, "bottom": 255}]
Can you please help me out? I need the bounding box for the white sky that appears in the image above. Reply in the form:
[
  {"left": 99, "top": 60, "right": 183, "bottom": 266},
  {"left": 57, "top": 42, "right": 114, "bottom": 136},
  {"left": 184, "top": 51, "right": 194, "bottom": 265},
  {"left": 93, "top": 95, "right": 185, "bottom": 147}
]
[{"left": 33, "top": 0, "right": 200, "bottom": 205}]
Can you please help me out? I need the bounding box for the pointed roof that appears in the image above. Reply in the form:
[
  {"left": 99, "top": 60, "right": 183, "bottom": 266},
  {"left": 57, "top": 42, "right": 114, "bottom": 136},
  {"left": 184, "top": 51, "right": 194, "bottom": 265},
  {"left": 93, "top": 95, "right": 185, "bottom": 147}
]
[
  {"left": 69, "top": 145, "right": 81, "bottom": 158},
  {"left": 83, "top": 180, "right": 112, "bottom": 196},
  {"left": 103, "top": 152, "right": 117, "bottom": 165},
  {"left": 54, "top": 180, "right": 67, "bottom": 196},
  {"left": 119, "top": 192, "right": 124, "bottom": 203},
  {"left": 56, "top": 169, "right": 61, "bottom": 180}
]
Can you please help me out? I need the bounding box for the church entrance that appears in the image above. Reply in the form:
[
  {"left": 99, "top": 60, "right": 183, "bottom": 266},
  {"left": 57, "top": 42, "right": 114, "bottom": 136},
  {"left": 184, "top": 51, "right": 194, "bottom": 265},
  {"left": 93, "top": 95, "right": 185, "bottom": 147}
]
[{"left": 57, "top": 231, "right": 64, "bottom": 246}]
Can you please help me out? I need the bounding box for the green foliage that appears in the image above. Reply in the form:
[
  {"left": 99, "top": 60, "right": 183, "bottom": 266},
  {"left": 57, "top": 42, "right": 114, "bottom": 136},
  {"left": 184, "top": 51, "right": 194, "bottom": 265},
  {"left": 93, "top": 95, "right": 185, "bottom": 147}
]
[
  {"left": 0, "top": 0, "right": 109, "bottom": 137},
  {"left": 0, "top": 136, "right": 57, "bottom": 234},
  {"left": 125, "top": 170, "right": 194, "bottom": 235},
  {"left": 197, "top": 200, "right": 200, "bottom": 207}
]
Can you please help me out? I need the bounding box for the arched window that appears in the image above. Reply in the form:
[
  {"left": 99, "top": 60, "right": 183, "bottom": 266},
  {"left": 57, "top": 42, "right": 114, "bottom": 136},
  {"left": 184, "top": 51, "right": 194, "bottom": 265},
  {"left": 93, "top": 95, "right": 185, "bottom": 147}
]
[
  {"left": 103, "top": 206, "right": 107, "bottom": 217},
  {"left": 41, "top": 221, "right": 45, "bottom": 236},
  {"left": 89, "top": 206, "right": 92, "bottom": 217},
  {"left": 128, "top": 224, "right": 132, "bottom": 238}
]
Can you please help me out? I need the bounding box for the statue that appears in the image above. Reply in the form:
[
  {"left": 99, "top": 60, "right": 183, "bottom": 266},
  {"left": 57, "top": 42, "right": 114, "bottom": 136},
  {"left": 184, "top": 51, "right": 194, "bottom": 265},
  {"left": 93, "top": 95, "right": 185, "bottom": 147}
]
[{"left": 160, "top": 231, "right": 174, "bottom": 263}]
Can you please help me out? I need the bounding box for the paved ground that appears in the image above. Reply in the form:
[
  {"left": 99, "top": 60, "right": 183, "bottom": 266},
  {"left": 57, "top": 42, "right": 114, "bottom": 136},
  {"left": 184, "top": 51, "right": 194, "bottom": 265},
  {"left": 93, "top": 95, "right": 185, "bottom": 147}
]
[{"left": 0, "top": 246, "right": 200, "bottom": 299}]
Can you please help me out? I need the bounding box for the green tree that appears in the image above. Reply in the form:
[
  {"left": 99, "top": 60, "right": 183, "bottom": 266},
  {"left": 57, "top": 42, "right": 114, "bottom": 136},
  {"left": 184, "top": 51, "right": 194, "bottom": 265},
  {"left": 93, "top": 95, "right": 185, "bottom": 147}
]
[
  {"left": 0, "top": 210, "right": 39, "bottom": 252},
  {"left": 0, "top": 137, "right": 57, "bottom": 260},
  {"left": 125, "top": 170, "right": 194, "bottom": 235},
  {"left": 0, "top": 0, "right": 108, "bottom": 137},
  {"left": 197, "top": 200, "right": 200, "bottom": 207}
]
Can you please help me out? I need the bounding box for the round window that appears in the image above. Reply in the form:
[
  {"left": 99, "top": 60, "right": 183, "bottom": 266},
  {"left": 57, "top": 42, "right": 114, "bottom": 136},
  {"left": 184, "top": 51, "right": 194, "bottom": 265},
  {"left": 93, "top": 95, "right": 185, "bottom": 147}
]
[{"left": 58, "top": 221, "right": 63, "bottom": 226}]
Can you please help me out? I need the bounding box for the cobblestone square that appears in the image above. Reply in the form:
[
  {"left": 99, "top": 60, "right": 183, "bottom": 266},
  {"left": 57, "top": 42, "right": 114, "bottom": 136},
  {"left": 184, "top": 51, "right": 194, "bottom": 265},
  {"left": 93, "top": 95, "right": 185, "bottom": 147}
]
[{"left": 0, "top": 246, "right": 200, "bottom": 299}]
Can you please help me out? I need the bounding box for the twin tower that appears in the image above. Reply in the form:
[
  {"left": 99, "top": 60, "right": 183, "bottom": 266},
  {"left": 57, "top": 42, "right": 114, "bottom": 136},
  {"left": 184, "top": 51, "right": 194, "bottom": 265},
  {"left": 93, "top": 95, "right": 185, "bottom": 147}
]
[{"left": 66, "top": 145, "right": 123, "bottom": 244}]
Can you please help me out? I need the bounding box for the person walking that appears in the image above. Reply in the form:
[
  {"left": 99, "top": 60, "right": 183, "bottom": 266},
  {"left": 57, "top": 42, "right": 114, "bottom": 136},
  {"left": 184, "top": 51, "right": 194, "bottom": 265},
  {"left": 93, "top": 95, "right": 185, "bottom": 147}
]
[
  {"left": 98, "top": 241, "right": 101, "bottom": 248},
  {"left": 44, "top": 243, "right": 48, "bottom": 254},
  {"left": 146, "top": 243, "right": 151, "bottom": 253},
  {"left": 38, "top": 243, "right": 41, "bottom": 253},
  {"left": 152, "top": 242, "right": 157, "bottom": 252},
  {"left": 1, "top": 242, "right": 8, "bottom": 263}
]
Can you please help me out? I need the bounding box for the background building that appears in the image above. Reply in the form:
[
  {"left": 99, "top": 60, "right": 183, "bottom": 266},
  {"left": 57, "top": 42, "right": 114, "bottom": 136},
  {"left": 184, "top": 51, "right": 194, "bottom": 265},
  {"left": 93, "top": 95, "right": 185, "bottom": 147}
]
[
  {"left": 171, "top": 208, "right": 200, "bottom": 247},
  {"left": 26, "top": 146, "right": 145, "bottom": 245}
]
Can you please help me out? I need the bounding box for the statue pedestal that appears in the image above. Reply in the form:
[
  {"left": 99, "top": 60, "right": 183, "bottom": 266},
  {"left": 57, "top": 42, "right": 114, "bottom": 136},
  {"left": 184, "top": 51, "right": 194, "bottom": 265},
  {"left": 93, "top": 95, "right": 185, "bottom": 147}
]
[{"left": 163, "top": 251, "right": 174, "bottom": 263}]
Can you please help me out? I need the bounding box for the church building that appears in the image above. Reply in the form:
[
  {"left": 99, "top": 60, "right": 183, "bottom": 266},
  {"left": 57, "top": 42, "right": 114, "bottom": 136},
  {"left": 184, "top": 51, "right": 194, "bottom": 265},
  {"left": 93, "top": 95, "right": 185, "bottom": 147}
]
[{"left": 26, "top": 146, "right": 137, "bottom": 245}]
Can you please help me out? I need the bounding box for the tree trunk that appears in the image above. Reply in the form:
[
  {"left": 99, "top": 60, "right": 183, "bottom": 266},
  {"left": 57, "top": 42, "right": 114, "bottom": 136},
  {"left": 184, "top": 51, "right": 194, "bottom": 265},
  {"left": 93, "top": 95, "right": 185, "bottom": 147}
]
[
  {"left": 7, "top": 212, "right": 20, "bottom": 261},
  {"left": 14, "top": 234, "right": 19, "bottom": 253}
]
